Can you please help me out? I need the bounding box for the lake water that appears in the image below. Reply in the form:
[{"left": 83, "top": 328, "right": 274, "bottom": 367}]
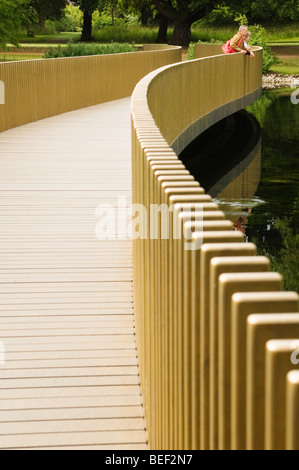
[{"left": 179, "top": 88, "right": 299, "bottom": 291}]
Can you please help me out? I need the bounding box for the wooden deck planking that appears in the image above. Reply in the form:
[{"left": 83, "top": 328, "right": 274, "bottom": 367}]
[{"left": 0, "top": 98, "right": 148, "bottom": 449}]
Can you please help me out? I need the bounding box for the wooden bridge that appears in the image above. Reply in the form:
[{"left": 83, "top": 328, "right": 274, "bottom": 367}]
[
  {"left": 0, "top": 44, "right": 298, "bottom": 450},
  {"left": 0, "top": 98, "right": 148, "bottom": 449}
]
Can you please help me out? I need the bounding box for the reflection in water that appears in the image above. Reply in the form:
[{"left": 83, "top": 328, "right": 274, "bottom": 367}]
[{"left": 179, "top": 89, "right": 298, "bottom": 291}]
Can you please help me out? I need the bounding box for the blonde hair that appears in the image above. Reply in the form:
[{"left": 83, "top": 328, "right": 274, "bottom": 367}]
[{"left": 239, "top": 25, "right": 248, "bottom": 32}]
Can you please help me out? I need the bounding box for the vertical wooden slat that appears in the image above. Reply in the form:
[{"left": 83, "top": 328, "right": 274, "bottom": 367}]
[
  {"left": 247, "top": 325, "right": 299, "bottom": 450},
  {"left": 209, "top": 256, "right": 271, "bottom": 449},
  {"left": 198, "top": 243, "right": 257, "bottom": 449},
  {"left": 264, "top": 339, "right": 299, "bottom": 450},
  {"left": 231, "top": 292, "right": 299, "bottom": 450},
  {"left": 218, "top": 271, "right": 282, "bottom": 449},
  {"left": 286, "top": 370, "right": 299, "bottom": 450}
]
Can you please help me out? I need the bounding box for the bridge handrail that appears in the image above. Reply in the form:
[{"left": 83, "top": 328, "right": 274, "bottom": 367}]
[
  {"left": 131, "top": 47, "right": 299, "bottom": 450},
  {"left": 0, "top": 45, "right": 181, "bottom": 133}
]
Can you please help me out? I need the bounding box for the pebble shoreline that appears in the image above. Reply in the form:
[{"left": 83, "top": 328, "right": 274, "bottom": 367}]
[{"left": 262, "top": 73, "right": 299, "bottom": 89}]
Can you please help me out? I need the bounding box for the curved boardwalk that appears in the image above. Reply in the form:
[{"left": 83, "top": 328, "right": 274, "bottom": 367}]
[{"left": 0, "top": 98, "right": 148, "bottom": 450}]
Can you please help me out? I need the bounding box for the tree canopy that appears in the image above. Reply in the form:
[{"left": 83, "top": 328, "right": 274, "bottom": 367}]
[
  {"left": 30, "top": 0, "right": 67, "bottom": 21},
  {"left": 153, "top": 0, "right": 215, "bottom": 45},
  {"left": 249, "top": 0, "right": 299, "bottom": 22},
  {"left": 0, "top": 0, "right": 30, "bottom": 46}
]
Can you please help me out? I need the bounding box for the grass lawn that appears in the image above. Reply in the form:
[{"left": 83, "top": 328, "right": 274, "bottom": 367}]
[
  {"left": 17, "top": 32, "right": 81, "bottom": 44},
  {"left": 0, "top": 54, "right": 44, "bottom": 62},
  {"left": 269, "top": 44, "right": 299, "bottom": 74},
  {"left": 269, "top": 58, "right": 299, "bottom": 74},
  {"left": 269, "top": 39, "right": 299, "bottom": 44}
]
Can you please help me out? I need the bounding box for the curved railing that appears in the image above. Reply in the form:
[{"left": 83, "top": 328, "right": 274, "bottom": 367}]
[
  {"left": 131, "top": 47, "right": 299, "bottom": 450},
  {"left": 0, "top": 45, "right": 181, "bottom": 132}
]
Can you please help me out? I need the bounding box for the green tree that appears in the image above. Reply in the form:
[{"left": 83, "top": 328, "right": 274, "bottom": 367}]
[
  {"left": 0, "top": 0, "right": 30, "bottom": 46},
  {"left": 120, "top": 0, "right": 169, "bottom": 42},
  {"left": 98, "top": 0, "right": 119, "bottom": 25},
  {"left": 217, "top": 0, "right": 299, "bottom": 23},
  {"left": 250, "top": 0, "right": 299, "bottom": 23},
  {"left": 153, "top": 0, "right": 215, "bottom": 46},
  {"left": 119, "top": 0, "right": 154, "bottom": 26},
  {"left": 30, "top": 0, "right": 67, "bottom": 29}
]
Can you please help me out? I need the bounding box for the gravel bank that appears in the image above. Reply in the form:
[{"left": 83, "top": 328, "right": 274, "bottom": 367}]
[{"left": 262, "top": 73, "right": 299, "bottom": 89}]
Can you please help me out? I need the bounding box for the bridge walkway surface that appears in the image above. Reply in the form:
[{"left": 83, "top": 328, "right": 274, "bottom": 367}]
[{"left": 0, "top": 97, "right": 148, "bottom": 450}]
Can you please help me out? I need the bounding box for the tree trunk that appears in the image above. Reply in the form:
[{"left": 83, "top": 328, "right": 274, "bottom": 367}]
[
  {"left": 38, "top": 14, "right": 45, "bottom": 32},
  {"left": 81, "top": 11, "right": 92, "bottom": 42},
  {"left": 169, "top": 17, "right": 191, "bottom": 46},
  {"left": 140, "top": 7, "right": 149, "bottom": 27},
  {"left": 156, "top": 14, "right": 169, "bottom": 44},
  {"left": 111, "top": 6, "right": 114, "bottom": 25}
]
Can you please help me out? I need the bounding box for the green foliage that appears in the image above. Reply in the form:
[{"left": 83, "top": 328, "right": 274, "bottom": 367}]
[
  {"left": 92, "top": 12, "right": 125, "bottom": 28},
  {"left": 248, "top": 24, "right": 280, "bottom": 73},
  {"left": 43, "top": 40, "right": 137, "bottom": 58},
  {"left": 118, "top": 0, "right": 155, "bottom": 26},
  {"left": 93, "top": 24, "right": 160, "bottom": 42},
  {"left": 205, "top": 5, "right": 237, "bottom": 26},
  {"left": 197, "top": 38, "right": 223, "bottom": 44},
  {"left": 41, "top": 20, "right": 58, "bottom": 35},
  {"left": 31, "top": 5, "right": 84, "bottom": 34},
  {"left": 250, "top": 0, "right": 299, "bottom": 23},
  {"left": 97, "top": 0, "right": 119, "bottom": 24},
  {"left": 272, "top": 218, "right": 299, "bottom": 291},
  {"left": 0, "top": 0, "right": 30, "bottom": 46},
  {"left": 22, "top": 5, "right": 39, "bottom": 33},
  {"left": 78, "top": 0, "right": 99, "bottom": 15},
  {"left": 190, "top": 25, "right": 236, "bottom": 43},
  {"left": 55, "top": 4, "right": 83, "bottom": 32},
  {"left": 187, "top": 42, "right": 195, "bottom": 60},
  {"left": 30, "top": 0, "right": 67, "bottom": 21},
  {"left": 234, "top": 13, "right": 248, "bottom": 26},
  {"left": 265, "top": 23, "right": 299, "bottom": 42}
]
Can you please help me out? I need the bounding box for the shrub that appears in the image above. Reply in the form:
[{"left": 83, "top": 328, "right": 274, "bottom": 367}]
[
  {"left": 93, "top": 25, "right": 159, "bottom": 43},
  {"left": 248, "top": 24, "right": 280, "bottom": 73},
  {"left": 44, "top": 41, "right": 137, "bottom": 58},
  {"left": 186, "top": 43, "right": 195, "bottom": 60}
]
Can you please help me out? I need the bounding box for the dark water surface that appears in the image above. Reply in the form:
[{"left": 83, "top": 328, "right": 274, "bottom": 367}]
[{"left": 179, "top": 88, "right": 299, "bottom": 291}]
